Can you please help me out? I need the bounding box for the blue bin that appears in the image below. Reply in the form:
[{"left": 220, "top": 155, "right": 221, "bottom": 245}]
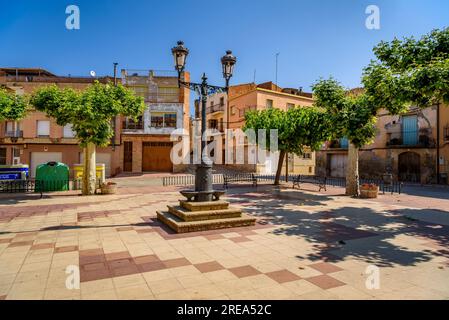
[{"left": 0, "top": 165, "right": 29, "bottom": 180}]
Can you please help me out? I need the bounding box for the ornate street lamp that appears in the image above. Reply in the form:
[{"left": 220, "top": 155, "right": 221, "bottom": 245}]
[{"left": 171, "top": 41, "right": 236, "bottom": 202}]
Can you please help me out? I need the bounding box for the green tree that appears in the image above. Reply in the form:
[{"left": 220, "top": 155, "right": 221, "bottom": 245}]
[
  {"left": 0, "top": 87, "right": 28, "bottom": 122},
  {"left": 363, "top": 27, "right": 449, "bottom": 183},
  {"left": 30, "top": 81, "right": 145, "bottom": 195},
  {"left": 244, "top": 107, "right": 331, "bottom": 185},
  {"left": 312, "top": 79, "right": 377, "bottom": 196}
]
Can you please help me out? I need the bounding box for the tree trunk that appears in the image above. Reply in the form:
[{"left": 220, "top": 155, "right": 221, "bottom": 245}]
[
  {"left": 274, "top": 150, "right": 286, "bottom": 185},
  {"left": 82, "top": 142, "right": 97, "bottom": 195},
  {"left": 346, "top": 142, "right": 359, "bottom": 196}
]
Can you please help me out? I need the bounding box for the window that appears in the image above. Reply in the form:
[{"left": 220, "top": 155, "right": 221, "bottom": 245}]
[
  {"left": 266, "top": 99, "right": 273, "bottom": 109},
  {"left": 150, "top": 112, "right": 177, "bottom": 128},
  {"left": 231, "top": 106, "right": 236, "bottom": 115},
  {"left": 0, "top": 148, "right": 6, "bottom": 165},
  {"left": 287, "top": 103, "right": 295, "bottom": 110},
  {"left": 37, "top": 120, "right": 50, "bottom": 137},
  {"left": 164, "top": 113, "right": 177, "bottom": 128},
  {"left": 302, "top": 153, "right": 312, "bottom": 159},
  {"left": 63, "top": 124, "right": 75, "bottom": 138},
  {"left": 220, "top": 97, "right": 225, "bottom": 106}
]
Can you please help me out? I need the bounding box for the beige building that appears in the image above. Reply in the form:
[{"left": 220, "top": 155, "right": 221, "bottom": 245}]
[
  {"left": 316, "top": 104, "right": 449, "bottom": 185},
  {"left": 199, "top": 82, "right": 316, "bottom": 175}
]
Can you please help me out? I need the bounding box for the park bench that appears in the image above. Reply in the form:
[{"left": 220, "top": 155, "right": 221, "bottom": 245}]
[
  {"left": 0, "top": 180, "right": 43, "bottom": 198},
  {"left": 292, "top": 175, "right": 327, "bottom": 192},
  {"left": 223, "top": 173, "right": 257, "bottom": 189}
]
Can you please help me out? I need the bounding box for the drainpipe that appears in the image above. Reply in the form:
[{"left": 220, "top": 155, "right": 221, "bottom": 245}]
[{"left": 437, "top": 102, "right": 441, "bottom": 184}]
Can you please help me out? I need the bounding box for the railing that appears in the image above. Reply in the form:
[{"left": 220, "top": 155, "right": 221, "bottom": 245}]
[
  {"left": 0, "top": 179, "right": 103, "bottom": 196},
  {"left": 162, "top": 174, "right": 224, "bottom": 186},
  {"left": 444, "top": 126, "right": 449, "bottom": 142},
  {"left": 125, "top": 69, "right": 178, "bottom": 78},
  {"left": 387, "top": 130, "right": 434, "bottom": 147},
  {"left": 162, "top": 173, "right": 402, "bottom": 194},
  {"left": 206, "top": 104, "right": 225, "bottom": 114},
  {"left": 5, "top": 130, "right": 23, "bottom": 138},
  {"left": 122, "top": 120, "right": 144, "bottom": 130}
]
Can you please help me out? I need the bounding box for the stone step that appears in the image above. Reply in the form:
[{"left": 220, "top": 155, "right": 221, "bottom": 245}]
[
  {"left": 168, "top": 205, "right": 242, "bottom": 222},
  {"left": 157, "top": 211, "right": 256, "bottom": 233},
  {"left": 179, "top": 200, "right": 229, "bottom": 212}
]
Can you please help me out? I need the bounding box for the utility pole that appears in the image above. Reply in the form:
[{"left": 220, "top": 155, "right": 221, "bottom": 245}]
[{"left": 275, "top": 53, "right": 280, "bottom": 86}]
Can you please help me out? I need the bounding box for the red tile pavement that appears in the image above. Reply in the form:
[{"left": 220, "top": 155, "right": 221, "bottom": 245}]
[
  {"left": 306, "top": 274, "right": 346, "bottom": 290},
  {"left": 266, "top": 270, "right": 301, "bottom": 283},
  {"left": 229, "top": 265, "right": 261, "bottom": 278},
  {"left": 194, "top": 261, "right": 225, "bottom": 273},
  {"left": 308, "top": 262, "right": 343, "bottom": 274}
]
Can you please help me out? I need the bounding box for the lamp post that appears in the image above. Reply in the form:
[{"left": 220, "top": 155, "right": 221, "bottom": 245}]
[{"left": 171, "top": 41, "right": 236, "bottom": 202}]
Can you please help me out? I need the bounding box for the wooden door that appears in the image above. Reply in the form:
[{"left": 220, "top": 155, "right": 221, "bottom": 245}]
[
  {"left": 123, "top": 141, "right": 133, "bottom": 172},
  {"left": 142, "top": 142, "right": 173, "bottom": 172}
]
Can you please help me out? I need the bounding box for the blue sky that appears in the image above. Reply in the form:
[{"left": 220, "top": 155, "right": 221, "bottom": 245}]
[{"left": 1, "top": 0, "right": 448, "bottom": 94}]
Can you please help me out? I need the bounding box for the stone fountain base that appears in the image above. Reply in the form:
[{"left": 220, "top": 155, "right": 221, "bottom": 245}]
[{"left": 157, "top": 191, "right": 256, "bottom": 233}]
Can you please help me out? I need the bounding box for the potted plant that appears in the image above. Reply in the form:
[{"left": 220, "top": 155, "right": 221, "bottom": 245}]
[
  {"left": 360, "top": 183, "right": 379, "bottom": 198},
  {"left": 100, "top": 181, "right": 117, "bottom": 195}
]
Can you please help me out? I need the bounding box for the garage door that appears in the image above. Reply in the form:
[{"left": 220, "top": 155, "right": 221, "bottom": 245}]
[
  {"left": 329, "top": 154, "right": 347, "bottom": 178},
  {"left": 142, "top": 142, "right": 173, "bottom": 172},
  {"left": 30, "top": 152, "right": 62, "bottom": 178},
  {"left": 80, "top": 152, "right": 112, "bottom": 177}
]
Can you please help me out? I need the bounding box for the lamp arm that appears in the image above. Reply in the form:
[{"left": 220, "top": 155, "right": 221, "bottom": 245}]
[{"left": 178, "top": 79, "right": 228, "bottom": 96}]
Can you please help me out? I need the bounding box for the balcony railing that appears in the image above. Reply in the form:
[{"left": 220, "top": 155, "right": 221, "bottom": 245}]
[
  {"left": 5, "top": 130, "right": 23, "bottom": 138},
  {"left": 147, "top": 92, "right": 180, "bottom": 103},
  {"left": 206, "top": 104, "right": 225, "bottom": 114},
  {"left": 387, "top": 130, "right": 435, "bottom": 147},
  {"left": 122, "top": 120, "right": 143, "bottom": 130}
]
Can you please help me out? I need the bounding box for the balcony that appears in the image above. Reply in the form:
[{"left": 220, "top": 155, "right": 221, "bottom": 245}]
[
  {"left": 387, "top": 129, "right": 435, "bottom": 147},
  {"left": 444, "top": 125, "right": 449, "bottom": 142},
  {"left": 122, "top": 119, "right": 144, "bottom": 132},
  {"left": 5, "top": 130, "right": 23, "bottom": 138},
  {"left": 328, "top": 138, "right": 349, "bottom": 149},
  {"left": 206, "top": 104, "right": 225, "bottom": 114}
]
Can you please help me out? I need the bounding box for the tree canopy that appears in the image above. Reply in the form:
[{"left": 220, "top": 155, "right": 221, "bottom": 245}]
[
  {"left": 0, "top": 88, "right": 28, "bottom": 121},
  {"left": 362, "top": 27, "right": 449, "bottom": 111},
  {"left": 244, "top": 106, "right": 331, "bottom": 184},
  {"left": 30, "top": 81, "right": 145, "bottom": 147},
  {"left": 312, "top": 78, "right": 377, "bottom": 148}
]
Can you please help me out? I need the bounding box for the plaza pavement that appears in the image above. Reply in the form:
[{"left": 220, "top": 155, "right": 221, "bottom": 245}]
[{"left": 0, "top": 179, "right": 448, "bottom": 300}]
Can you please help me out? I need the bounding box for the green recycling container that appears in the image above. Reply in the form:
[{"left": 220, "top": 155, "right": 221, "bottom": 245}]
[{"left": 35, "top": 162, "right": 70, "bottom": 192}]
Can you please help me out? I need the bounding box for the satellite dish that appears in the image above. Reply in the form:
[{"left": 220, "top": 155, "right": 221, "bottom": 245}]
[{"left": 90, "top": 70, "right": 96, "bottom": 77}]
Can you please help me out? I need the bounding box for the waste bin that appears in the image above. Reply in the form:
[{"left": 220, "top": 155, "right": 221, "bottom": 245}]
[
  {"left": 0, "top": 164, "right": 29, "bottom": 180},
  {"left": 72, "top": 163, "right": 105, "bottom": 189},
  {"left": 35, "top": 162, "right": 70, "bottom": 192}
]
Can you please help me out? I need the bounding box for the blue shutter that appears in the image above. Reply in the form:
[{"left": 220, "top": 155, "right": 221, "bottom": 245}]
[
  {"left": 402, "top": 116, "right": 418, "bottom": 145},
  {"left": 340, "top": 137, "right": 349, "bottom": 148}
]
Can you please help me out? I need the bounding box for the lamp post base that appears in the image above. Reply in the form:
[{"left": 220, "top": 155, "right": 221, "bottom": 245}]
[{"left": 194, "top": 163, "right": 214, "bottom": 202}]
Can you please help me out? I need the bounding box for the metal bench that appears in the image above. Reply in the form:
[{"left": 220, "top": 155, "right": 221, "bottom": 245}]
[
  {"left": 0, "top": 180, "right": 43, "bottom": 198},
  {"left": 223, "top": 173, "right": 257, "bottom": 189},
  {"left": 292, "top": 175, "right": 327, "bottom": 192}
]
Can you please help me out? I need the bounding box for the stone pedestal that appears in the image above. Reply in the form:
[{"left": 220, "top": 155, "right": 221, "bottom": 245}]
[{"left": 157, "top": 199, "right": 256, "bottom": 233}]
